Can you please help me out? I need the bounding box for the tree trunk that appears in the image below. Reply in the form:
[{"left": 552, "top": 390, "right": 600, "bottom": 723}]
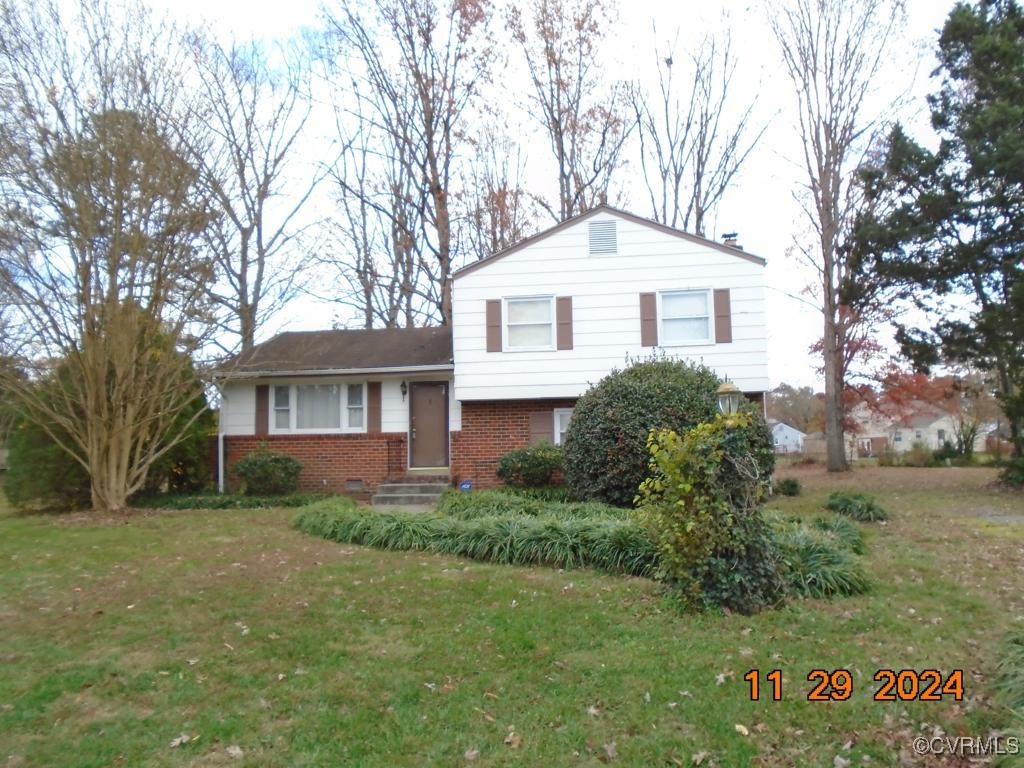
[{"left": 823, "top": 310, "right": 849, "bottom": 472}]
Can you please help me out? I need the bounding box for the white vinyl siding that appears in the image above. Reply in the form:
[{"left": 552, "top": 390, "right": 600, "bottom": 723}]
[
  {"left": 660, "top": 289, "right": 712, "bottom": 345},
  {"left": 504, "top": 296, "right": 554, "bottom": 350},
  {"left": 453, "top": 211, "right": 769, "bottom": 400}
]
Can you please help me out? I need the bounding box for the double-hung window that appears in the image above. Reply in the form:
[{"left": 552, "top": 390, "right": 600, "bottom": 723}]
[
  {"left": 505, "top": 296, "right": 555, "bottom": 350},
  {"left": 659, "top": 290, "right": 712, "bottom": 345},
  {"left": 553, "top": 408, "right": 573, "bottom": 445},
  {"left": 271, "top": 382, "right": 366, "bottom": 433}
]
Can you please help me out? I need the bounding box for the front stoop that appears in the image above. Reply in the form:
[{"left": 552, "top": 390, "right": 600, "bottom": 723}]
[{"left": 372, "top": 480, "right": 450, "bottom": 509}]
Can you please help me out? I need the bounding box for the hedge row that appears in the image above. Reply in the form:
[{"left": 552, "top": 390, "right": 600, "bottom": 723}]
[{"left": 293, "top": 497, "right": 657, "bottom": 577}]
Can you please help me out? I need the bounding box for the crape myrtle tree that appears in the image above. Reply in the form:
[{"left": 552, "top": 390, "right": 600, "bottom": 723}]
[
  {"left": 0, "top": 0, "right": 218, "bottom": 512},
  {"left": 854, "top": 0, "right": 1024, "bottom": 456}
]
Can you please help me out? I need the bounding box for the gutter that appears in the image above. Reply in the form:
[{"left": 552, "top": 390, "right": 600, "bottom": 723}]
[
  {"left": 216, "top": 382, "right": 225, "bottom": 494},
  {"left": 213, "top": 363, "right": 455, "bottom": 381}
]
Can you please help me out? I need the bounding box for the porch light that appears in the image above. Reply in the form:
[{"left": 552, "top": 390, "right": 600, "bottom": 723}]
[
  {"left": 716, "top": 381, "right": 742, "bottom": 415},
  {"left": 400, "top": 380, "right": 408, "bottom": 400}
]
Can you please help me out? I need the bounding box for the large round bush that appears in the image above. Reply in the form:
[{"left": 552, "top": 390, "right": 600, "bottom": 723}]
[{"left": 563, "top": 359, "right": 774, "bottom": 506}]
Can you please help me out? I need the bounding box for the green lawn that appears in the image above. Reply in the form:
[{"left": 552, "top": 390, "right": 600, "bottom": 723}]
[{"left": 0, "top": 466, "right": 1021, "bottom": 766}]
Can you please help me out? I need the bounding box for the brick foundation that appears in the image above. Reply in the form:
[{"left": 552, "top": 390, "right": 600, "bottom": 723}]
[
  {"left": 224, "top": 433, "right": 409, "bottom": 497},
  {"left": 450, "top": 398, "right": 577, "bottom": 489}
]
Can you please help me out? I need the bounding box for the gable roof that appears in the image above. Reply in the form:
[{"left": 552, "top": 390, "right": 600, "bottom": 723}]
[
  {"left": 221, "top": 327, "right": 453, "bottom": 378},
  {"left": 454, "top": 204, "right": 766, "bottom": 279}
]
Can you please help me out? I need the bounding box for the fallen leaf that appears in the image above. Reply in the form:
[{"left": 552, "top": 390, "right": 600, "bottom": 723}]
[
  {"left": 587, "top": 704, "right": 601, "bottom": 717},
  {"left": 602, "top": 741, "right": 617, "bottom": 761},
  {"left": 464, "top": 747, "right": 480, "bottom": 761},
  {"left": 833, "top": 757, "right": 851, "bottom": 768},
  {"left": 226, "top": 745, "right": 244, "bottom": 759},
  {"left": 735, "top": 724, "right": 749, "bottom": 737},
  {"left": 504, "top": 730, "right": 522, "bottom": 749},
  {"left": 692, "top": 751, "right": 710, "bottom": 765},
  {"left": 169, "top": 733, "right": 191, "bottom": 748}
]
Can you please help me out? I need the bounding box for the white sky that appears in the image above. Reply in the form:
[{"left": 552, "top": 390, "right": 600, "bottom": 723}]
[{"left": 157, "top": 0, "right": 955, "bottom": 389}]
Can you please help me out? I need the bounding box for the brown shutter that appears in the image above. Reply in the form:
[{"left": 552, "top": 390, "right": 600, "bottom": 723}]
[
  {"left": 714, "top": 289, "right": 733, "bottom": 343},
  {"left": 556, "top": 296, "right": 573, "bottom": 350},
  {"left": 486, "top": 299, "right": 502, "bottom": 352},
  {"left": 528, "top": 411, "right": 554, "bottom": 445},
  {"left": 639, "top": 293, "right": 657, "bottom": 347},
  {"left": 255, "top": 384, "right": 269, "bottom": 436},
  {"left": 367, "top": 382, "right": 382, "bottom": 433}
]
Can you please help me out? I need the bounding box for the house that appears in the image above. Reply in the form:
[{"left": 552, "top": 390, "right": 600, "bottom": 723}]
[
  {"left": 847, "top": 400, "right": 990, "bottom": 456},
  {"left": 216, "top": 205, "right": 770, "bottom": 494},
  {"left": 769, "top": 420, "right": 805, "bottom": 454}
]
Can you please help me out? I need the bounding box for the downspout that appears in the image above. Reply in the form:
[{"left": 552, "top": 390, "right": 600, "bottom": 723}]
[{"left": 216, "top": 382, "right": 225, "bottom": 494}]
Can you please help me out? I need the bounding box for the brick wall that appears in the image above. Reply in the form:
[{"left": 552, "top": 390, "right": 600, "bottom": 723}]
[
  {"left": 224, "top": 433, "right": 408, "bottom": 496},
  {"left": 450, "top": 398, "right": 577, "bottom": 489}
]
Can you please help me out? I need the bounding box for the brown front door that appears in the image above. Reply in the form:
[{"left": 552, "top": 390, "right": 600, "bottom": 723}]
[{"left": 409, "top": 382, "right": 449, "bottom": 468}]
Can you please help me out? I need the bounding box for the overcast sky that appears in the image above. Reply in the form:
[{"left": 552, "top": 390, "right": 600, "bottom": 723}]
[{"left": 156, "top": 0, "right": 956, "bottom": 390}]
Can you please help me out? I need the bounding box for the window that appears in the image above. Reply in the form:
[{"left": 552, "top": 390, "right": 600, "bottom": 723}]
[
  {"left": 937, "top": 429, "right": 946, "bottom": 443},
  {"left": 894, "top": 430, "right": 903, "bottom": 442},
  {"left": 660, "top": 290, "right": 712, "bottom": 344},
  {"left": 273, "top": 386, "right": 290, "bottom": 429},
  {"left": 347, "top": 383, "right": 364, "bottom": 428},
  {"left": 270, "top": 382, "right": 366, "bottom": 433},
  {"left": 505, "top": 296, "right": 554, "bottom": 349},
  {"left": 915, "top": 429, "right": 923, "bottom": 439},
  {"left": 553, "top": 408, "right": 573, "bottom": 445}
]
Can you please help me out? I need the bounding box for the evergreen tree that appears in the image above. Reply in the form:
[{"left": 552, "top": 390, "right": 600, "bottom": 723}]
[{"left": 855, "top": 0, "right": 1024, "bottom": 455}]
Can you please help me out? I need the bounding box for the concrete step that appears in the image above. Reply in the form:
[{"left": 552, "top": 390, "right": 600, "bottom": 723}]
[
  {"left": 372, "top": 492, "right": 445, "bottom": 507},
  {"left": 375, "top": 482, "right": 450, "bottom": 495}
]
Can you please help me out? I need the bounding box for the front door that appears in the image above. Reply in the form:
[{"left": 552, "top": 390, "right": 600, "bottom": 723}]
[{"left": 409, "top": 382, "right": 449, "bottom": 468}]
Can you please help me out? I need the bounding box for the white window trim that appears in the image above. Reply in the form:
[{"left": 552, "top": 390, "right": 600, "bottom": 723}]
[
  {"left": 503, "top": 295, "right": 556, "bottom": 352},
  {"left": 268, "top": 381, "right": 368, "bottom": 435},
  {"left": 553, "top": 408, "right": 574, "bottom": 445},
  {"left": 658, "top": 288, "right": 713, "bottom": 346}
]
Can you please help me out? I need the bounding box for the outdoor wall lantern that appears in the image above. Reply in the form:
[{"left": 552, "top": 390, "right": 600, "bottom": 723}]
[
  {"left": 716, "top": 381, "right": 742, "bottom": 416},
  {"left": 400, "top": 381, "right": 408, "bottom": 401}
]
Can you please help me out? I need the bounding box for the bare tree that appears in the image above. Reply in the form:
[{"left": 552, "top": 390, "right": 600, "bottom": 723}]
[
  {"left": 185, "top": 34, "right": 319, "bottom": 354},
  {"left": 324, "top": 0, "right": 492, "bottom": 325},
  {"left": 508, "top": 0, "right": 631, "bottom": 221},
  {"left": 770, "top": 0, "right": 903, "bottom": 472},
  {"left": 459, "top": 127, "right": 540, "bottom": 262},
  {"left": 632, "top": 29, "right": 764, "bottom": 236},
  {"left": 319, "top": 112, "right": 426, "bottom": 328},
  {"left": 0, "top": 0, "right": 216, "bottom": 512}
]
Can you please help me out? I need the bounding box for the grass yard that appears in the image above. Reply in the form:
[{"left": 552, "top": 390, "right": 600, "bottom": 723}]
[{"left": 0, "top": 466, "right": 1022, "bottom": 767}]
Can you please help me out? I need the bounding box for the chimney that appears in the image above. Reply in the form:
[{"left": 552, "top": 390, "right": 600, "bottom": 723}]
[{"left": 721, "top": 232, "right": 743, "bottom": 251}]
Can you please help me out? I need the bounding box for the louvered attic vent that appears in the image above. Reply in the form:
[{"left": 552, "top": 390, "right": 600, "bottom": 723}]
[{"left": 588, "top": 220, "right": 617, "bottom": 255}]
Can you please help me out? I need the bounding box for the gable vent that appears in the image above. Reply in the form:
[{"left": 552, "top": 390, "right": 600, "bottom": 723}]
[{"left": 588, "top": 220, "right": 617, "bottom": 255}]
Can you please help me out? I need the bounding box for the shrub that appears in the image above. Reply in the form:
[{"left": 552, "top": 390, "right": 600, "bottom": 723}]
[
  {"left": 563, "top": 358, "right": 774, "bottom": 507},
  {"left": 233, "top": 450, "right": 303, "bottom": 495},
  {"left": 496, "top": 442, "right": 563, "bottom": 487},
  {"left": 997, "top": 627, "right": 1024, "bottom": 712},
  {"left": 436, "top": 489, "right": 627, "bottom": 521},
  {"left": 636, "top": 413, "right": 785, "bottom": 614},
  {"left": 933, "top": 440, "right": 960, "bottom": 463},
  {"left": 1001, "top": 457, "right": 1024, "bottom": 489},
  {"left": 876, "top": 448, "right": 897, "bottom": 466},
  {"left": 4, "top": 414, "right": 91, "bottom": 511},
  {"left": 498, "top": 485, "right": 573, "bottom": 503},
  {"left": 825, "top": 491, "right": 890, "bottom": 522},
  {"left": 773, "top": 524, "right": 870, "bottom": 598},
  {"left": 774, "top": 477, "right": 801, "bottom": 496},
  {"left": 902, "top": 441, "right": 935, "bottom": 468},
  {"left": 294, "top": 497, "right": 657, "bottom": 576},
  {"left": 137, "top": 493, "right": 325, "bottom": 510}
]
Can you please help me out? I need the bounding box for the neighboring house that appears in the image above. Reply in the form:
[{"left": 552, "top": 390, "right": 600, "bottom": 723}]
[
  {"left": 847, "top": 400, "right": 989, "bottom": 455},
  {"left": 216, "top": 205, "right": 770, "bottom": 493},
  {"left": 769, "top": 420, "right": 805, "bottom": 454}
]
